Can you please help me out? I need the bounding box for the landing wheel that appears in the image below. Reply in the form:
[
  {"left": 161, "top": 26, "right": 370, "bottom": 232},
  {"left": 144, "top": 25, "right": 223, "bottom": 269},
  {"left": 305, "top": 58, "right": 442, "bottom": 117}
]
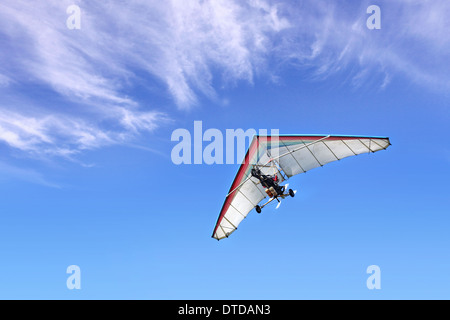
[
  {"left": 255, "top": 205, "right": 262, "bottom": 214},
  {"left": 289, "top": 189, "right": 295, "bottom": 197}
]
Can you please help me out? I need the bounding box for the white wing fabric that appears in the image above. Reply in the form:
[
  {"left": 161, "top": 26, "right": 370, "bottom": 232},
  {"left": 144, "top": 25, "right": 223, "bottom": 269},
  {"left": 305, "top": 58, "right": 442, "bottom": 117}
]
[{"left": 212, "top": 135, "right": 391, "bottom": 240}]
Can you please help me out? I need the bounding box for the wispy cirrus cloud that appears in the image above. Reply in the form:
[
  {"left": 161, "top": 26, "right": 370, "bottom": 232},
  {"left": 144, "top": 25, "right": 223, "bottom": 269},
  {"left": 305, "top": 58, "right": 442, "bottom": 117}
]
[
  {"left": 0, "top": 0, "right": 290, "bottom": 158},
  {"left": 0, "top": 106, "right": 166, "bottom": 159},
  {"left": 278, "top": 0, "right": 450, "bottom": 91},
  {"left": 0, "top": 160, "right": 61, "bottom": 188},
  {"left": 0, "top": 0, "right": 448, "bottom": 162}
]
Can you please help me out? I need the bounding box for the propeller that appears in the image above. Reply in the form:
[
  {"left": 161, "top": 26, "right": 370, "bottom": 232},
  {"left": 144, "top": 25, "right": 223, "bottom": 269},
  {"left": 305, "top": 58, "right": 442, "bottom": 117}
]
[{"left": 276, "top": 201, "right": 281, "bottom": 209}]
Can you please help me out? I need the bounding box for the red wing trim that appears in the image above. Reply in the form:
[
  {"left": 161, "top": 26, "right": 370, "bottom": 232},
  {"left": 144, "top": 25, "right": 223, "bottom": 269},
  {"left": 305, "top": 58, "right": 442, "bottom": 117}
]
[{"left": 211, "top": 136, "right": 260, "bottom": 238}]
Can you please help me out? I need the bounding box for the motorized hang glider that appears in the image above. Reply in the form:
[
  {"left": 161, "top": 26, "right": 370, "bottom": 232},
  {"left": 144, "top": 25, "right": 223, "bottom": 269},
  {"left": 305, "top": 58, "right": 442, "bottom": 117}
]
[{"left": 212, "top": 134, "right": 391, "bottom": 240}]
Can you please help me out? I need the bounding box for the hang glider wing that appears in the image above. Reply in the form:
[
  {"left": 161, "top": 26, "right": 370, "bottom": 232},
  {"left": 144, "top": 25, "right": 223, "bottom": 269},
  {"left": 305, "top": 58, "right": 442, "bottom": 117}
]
[{"left": 212, "top": 134, "right": 391, "bottom": 240}]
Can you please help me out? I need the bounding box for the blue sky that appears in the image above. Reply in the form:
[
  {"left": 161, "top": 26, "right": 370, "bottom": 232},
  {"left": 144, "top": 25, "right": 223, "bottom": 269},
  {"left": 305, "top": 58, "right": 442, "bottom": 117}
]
[{"left": 0, "top": 0, "right": 449, "bottom": 299}]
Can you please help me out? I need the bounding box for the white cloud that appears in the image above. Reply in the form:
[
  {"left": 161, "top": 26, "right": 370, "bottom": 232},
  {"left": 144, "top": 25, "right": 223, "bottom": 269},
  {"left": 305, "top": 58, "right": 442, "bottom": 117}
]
[
  {"left": 0, "top": 0, "right": 448, "bottom": 160},
  {"left": 0, "top": 0, "right": 291, "bottom": 109},
  {"left": 0, "top": 106, "right": 166, "bottom": 159},
  {"left": 0, "top": 74, "right": 12, "bottom": 87},
  {"left": 278, "top": 0, "right": 450, "bottom": 91},
  {"left": 0, "top": 0, "right": 290, "bottom": 158},
  {"left": 0, "top": 160, "right": 61, "bottom": 188}
]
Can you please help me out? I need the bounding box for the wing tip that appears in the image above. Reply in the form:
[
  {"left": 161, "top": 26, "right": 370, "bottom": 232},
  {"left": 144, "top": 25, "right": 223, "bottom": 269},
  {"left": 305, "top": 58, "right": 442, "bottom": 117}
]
[{"left": 211, "top": 234, "right": 224, "bottom": 241}]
